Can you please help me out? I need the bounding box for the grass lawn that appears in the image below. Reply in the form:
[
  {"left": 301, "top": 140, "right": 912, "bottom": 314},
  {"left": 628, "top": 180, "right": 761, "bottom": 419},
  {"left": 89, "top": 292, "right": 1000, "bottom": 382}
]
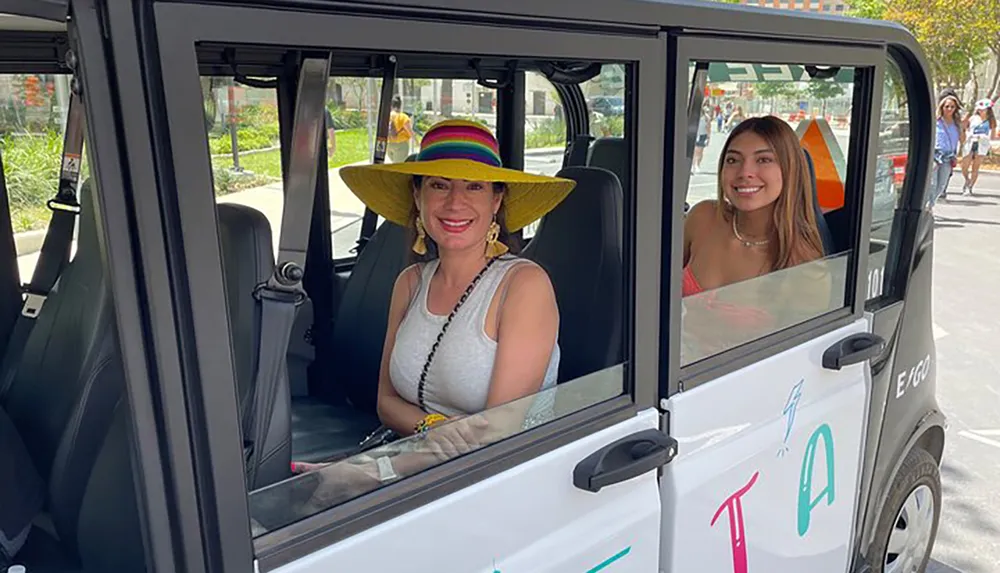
[{"left": 211, "top": 128, "right": 372, "bottom": 195}]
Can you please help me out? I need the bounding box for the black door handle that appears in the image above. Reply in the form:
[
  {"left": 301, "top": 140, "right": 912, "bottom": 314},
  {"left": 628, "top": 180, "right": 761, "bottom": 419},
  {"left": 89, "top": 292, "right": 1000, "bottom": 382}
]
[
  {"left": 573, "top": 428, "right": 678, "bottom": 493},
  {"left": 822, "top": 332, "right": 885, "bottom": 370}
]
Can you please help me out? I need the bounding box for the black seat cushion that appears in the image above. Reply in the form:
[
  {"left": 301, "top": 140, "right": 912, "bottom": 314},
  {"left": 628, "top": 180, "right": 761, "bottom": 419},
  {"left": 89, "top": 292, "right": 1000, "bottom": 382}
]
[
  {"left": 290, "top": 397, "right": 380, "bottom": 463},
  {"left": 325, "top": 221, "right": 408, "bottom": 413},
  {"left": 523, "top": 166, "right": 624, "bottom": 382},
  {"left": 217, "top": 203, "right": 292, "bottom": 489}
]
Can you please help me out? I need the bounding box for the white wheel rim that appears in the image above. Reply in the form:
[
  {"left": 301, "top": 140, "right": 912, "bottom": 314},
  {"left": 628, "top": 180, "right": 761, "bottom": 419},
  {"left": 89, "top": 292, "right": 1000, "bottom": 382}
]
[{"left": 884, "top": 484, "right": 936, "bottom": 573}]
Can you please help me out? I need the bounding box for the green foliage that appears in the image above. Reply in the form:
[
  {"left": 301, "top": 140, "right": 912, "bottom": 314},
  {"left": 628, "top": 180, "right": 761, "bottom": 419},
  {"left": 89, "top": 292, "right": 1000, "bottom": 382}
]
[
  {"left": 756, "top": 81, "right": 802, "bottom": 100},
  {"left": 1, "top": 130, "right": 92, "bottom": 232},
  {"left": 847, "top": 0, "right": 887, "bottom": 19},
  {"left": 807, "top": 81, "right": 846, "bottom": 101},
  {"left": 592, "top": 113, "right": 625, "bottom": 138},
  {"left": 327, "top": 102, "right": 367, "bottom": 130},
  {"left": 525, "top": 117, "right": 566, "bottom": 149}
]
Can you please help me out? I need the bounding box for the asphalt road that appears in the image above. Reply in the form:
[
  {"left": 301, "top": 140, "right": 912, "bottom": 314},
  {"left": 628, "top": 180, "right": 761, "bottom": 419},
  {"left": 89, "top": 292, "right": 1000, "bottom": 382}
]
[{"left": 923, "top": 169, "right": 1000, "bottom": 573}]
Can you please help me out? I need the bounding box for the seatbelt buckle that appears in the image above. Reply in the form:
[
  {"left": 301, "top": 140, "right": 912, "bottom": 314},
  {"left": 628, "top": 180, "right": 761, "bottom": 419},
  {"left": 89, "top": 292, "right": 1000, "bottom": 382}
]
[
  {"left": 47, "top": 196, "right": 81, "bottom": 214},
  {"left": 252, "top": 282, "right": 306, "bottom": 306},
  {"left": 20, "top": 292, "right": 47, "bottom": 318}
]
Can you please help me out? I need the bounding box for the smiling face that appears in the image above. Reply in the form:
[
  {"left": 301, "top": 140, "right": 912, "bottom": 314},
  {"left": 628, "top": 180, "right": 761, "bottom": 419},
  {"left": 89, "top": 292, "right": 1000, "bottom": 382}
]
[
  {"left": 414, "top": 176, "right": 503, "bottom": 254},
  {"left": 720, "top": 131, "right": 783, "bottom": 214},
  {"left": 940, "top": 98, "right": 958, "bottom": 119}
]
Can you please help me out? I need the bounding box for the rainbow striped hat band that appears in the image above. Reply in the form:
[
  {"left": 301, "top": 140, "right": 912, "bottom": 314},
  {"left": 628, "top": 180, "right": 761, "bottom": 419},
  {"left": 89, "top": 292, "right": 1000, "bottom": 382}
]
[{"left": 339, "top": 119, "right": 576, "bottom": 232}]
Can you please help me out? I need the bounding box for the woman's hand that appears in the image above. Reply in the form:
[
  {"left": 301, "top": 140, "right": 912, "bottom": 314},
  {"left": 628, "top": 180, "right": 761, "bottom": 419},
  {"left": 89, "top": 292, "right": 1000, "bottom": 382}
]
[{"left": 421, "top": 415, "right": 491, "bottom": 461}]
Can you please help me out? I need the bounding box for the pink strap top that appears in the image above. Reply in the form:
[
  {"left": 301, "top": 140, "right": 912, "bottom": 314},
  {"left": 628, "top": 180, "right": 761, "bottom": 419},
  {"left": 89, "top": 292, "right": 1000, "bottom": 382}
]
[
  {"left": 682, "top": 266, "right": 704, "bottom": 297},
  {"left": 681, "top": 265, "right": 772, "bottom": 329}
]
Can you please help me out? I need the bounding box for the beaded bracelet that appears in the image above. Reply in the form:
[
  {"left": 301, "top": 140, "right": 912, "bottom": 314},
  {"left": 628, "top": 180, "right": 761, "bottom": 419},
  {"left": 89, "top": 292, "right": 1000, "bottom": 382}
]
[{"left": 414, "top": 413, "right": 448, "bottom": 434}]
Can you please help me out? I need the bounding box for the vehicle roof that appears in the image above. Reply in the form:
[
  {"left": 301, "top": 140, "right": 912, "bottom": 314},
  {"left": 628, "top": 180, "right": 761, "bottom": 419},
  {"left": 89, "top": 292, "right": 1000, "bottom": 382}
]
[
  {"left": 9, "top": 0, "right": 917, "bottom": 46},
  {"left": 1, "top": 0, "right": 931, "bottom": 97}
]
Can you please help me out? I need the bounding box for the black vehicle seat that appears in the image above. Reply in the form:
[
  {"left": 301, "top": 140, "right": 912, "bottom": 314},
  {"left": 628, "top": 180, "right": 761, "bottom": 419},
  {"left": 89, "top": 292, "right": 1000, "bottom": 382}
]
[
  {"left": 801, "top": 148, "right": 836, "bottom": 256},
  {"left": 216, "top": 203, "right": 292, "bottom": 489},
  {"left": 292, "top": 220, "right": 405, "bottom": 463},
  {"left": 587, "top": 137, "right": 630, "bottom": 193},
  {"left": 522, "top": 166, "right": 623, "bottom": 382},
  {"left": 0, "top": 180, "right": 126, "bottom": 565},
  {"left": 5, "top": 192, "right": 295, "bottom": 571}
]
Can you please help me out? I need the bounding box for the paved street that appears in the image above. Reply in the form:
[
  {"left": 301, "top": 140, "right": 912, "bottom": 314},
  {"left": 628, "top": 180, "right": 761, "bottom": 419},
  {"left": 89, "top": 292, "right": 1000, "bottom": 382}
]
[{"left": 924, "top": 170, "right": 1000, "bottom": 573}]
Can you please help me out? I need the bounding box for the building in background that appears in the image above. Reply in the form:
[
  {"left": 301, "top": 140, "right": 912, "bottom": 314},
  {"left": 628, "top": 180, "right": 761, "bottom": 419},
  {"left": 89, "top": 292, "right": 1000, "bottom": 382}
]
[{"left": 736, "top": 0, "right": 850, "bottom": 14}]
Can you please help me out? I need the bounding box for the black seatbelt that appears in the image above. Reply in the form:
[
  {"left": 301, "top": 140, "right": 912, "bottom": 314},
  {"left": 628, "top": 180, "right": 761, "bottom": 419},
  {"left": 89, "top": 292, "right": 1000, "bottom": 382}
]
[
  {"left": 564, "top": 134, "right": 593, "bottom": 167},
  {"left": 243, "top": 54, "right": 331, "bottom": 489},
  {"left": 355, "top": 56, "right": 398, "bottom": 254},
  {"left": 0, "top": 91, "right": 86, "bottom": 402}
]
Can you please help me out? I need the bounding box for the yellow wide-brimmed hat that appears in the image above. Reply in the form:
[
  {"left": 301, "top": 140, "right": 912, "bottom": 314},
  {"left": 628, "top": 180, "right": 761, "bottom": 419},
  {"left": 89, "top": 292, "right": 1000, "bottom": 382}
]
[{"left": 339, "top": 119, "right": 576, "bottom": 232}]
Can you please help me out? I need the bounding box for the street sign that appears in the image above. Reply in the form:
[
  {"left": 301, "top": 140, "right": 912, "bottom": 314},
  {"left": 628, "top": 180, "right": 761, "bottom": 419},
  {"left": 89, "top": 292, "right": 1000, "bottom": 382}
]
[{"left": 707, "top": 63, "right": 854, "bottom": 83}]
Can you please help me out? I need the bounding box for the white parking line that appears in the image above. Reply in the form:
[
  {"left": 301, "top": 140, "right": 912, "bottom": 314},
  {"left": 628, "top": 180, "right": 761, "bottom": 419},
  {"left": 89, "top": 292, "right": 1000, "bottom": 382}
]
[
  {"left": 965, "top": 429, "right": 1000, "bottom": 437},
  {"left": 958, "top": 431, "right": 1000, "bottom": 450},
  {"left": 933, "top": 323, "right": 949, "bottom": 340}
]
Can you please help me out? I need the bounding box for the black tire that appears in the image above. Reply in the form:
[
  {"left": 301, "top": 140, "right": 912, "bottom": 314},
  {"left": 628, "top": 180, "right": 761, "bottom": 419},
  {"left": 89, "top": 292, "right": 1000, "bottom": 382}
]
[{"left": 869, "top": 447, "right": 942, "bottom": 573}]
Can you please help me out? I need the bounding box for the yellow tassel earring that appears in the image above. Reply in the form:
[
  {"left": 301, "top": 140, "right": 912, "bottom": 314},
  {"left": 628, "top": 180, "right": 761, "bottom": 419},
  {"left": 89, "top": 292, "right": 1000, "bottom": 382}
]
[
  {"left": 484, "top": 217, "right": 509, "bottom": 258},
  {"left": 413, "top": 216, "right": 428, "bottom": 255}
]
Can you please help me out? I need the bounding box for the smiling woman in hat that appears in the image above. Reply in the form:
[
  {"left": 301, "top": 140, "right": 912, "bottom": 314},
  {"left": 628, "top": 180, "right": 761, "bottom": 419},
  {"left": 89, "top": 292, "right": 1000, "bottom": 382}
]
[{"left": 339, "top": 119, "right": 575, "bottom": 453}]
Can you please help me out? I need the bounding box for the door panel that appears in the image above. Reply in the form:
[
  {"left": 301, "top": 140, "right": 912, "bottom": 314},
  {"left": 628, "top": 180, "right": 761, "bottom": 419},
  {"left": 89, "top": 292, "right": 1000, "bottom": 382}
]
[
  {"left": 661, "top": 319, "right": 871, "bottom": 573},
  {"left": 276, "top": 408, "right": 663, "bottom": 572}
]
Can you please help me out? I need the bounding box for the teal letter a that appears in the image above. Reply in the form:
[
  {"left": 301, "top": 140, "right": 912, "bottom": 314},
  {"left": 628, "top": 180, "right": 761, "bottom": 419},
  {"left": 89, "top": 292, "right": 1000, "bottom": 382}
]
[{"left": 797, "top": 423, "right": 835, "bottom": 536}]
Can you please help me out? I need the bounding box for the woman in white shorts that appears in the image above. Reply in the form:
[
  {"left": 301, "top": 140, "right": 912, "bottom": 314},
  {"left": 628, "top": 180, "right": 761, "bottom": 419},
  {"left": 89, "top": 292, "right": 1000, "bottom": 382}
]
[{"left": 960, "top": 98, "right": 997, "bottom": 196}]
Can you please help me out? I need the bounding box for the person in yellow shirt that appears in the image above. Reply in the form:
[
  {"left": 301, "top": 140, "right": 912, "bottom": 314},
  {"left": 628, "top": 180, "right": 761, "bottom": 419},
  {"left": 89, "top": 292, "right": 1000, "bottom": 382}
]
[{"left": 388, "top": 95, "right": 413, "bottom": 163}]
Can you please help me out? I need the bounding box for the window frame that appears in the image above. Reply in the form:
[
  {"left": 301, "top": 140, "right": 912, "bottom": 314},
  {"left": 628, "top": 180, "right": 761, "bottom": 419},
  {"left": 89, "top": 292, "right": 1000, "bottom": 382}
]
[
  {"left": 864, "top": 53, "right": 925, "bottom": 309},
  {"left": 663, "top": 34, "right": 885, "bottom": 396},
  {"left": 150, "top": 2, "right": 665, "bottom": 570}
]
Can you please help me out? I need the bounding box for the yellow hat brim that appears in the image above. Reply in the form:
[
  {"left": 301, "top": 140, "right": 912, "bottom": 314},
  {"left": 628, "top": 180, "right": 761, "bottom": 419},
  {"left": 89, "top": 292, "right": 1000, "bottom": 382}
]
[{"left": 339, "top": 158, "right": 576, "bottom": 232}]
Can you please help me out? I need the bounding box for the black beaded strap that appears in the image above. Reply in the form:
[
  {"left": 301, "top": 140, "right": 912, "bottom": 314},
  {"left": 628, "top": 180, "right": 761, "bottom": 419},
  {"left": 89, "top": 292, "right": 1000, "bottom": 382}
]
[{"left": 417, "top": 256, "right": 500, "bottom": 411}]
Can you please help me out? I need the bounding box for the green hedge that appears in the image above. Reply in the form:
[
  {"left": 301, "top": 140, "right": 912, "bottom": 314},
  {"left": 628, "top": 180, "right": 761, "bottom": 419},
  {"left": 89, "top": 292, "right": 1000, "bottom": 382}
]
[
  {"left": 526, "top": 117, "right": 566, "bottom": 149},
  {"left": 1, "top": 131, "right": 92, "bottom": 233}
]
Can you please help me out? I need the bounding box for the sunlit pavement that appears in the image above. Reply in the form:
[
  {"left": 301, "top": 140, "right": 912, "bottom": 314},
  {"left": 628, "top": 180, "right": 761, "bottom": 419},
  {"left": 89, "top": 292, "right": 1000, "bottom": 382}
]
[{"left": 923, "top": 170, "right": 1000, "bottom": 573}]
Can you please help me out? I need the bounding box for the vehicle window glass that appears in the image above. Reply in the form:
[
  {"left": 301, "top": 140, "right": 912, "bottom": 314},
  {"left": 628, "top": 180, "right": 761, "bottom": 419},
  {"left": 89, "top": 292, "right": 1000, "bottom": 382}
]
[
  {"left": 523, "top": 71, "right": 565, "bottom": 178},
  {"left": 224, "top": 54, "right": 633, "bottom": 537},
  {"left": 867, "top": 58, "right": 908, "bottom": 301},
  {"left": 327, "top": 75, "right": 384, "bottom": 259},
  {"left": 204, "top": 79, "right": 286, "bottom": 256},
  {"left": 680, "top": 61, "right": 858, "bottom": 366},
  {"left": 1, "top": 74, "right": 88, "bottom": 281},
  {"left": 584, "top": 64, "right": 625, "bottom": 140},
  {"left": 521, "top": 71, "right": 566, "bottom": 238},
  {"left": 522, "top": 64, "right": 625, "bottom": 239}
]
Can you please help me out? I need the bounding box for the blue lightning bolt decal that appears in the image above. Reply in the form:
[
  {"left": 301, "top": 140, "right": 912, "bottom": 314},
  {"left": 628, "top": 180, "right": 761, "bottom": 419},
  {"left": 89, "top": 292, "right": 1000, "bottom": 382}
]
[{"left": 778, "top": 379, "right": 805, "bottom": 458}]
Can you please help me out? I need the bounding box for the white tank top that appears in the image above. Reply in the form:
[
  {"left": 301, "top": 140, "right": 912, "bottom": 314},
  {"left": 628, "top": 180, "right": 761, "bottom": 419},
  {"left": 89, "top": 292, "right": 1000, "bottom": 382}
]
[{"left": 389, "top": 256, "right": 560, "bottom": 417}]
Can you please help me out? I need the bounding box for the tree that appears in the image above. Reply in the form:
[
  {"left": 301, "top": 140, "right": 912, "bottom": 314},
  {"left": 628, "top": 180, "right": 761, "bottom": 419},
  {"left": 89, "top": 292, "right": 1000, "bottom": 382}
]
[
  {"left": 755, "top": 81, "right": 803, "bottom": 112},
  {"left": 807, "top": 80, "right": 846, "bottom": 116},
  {"left": 982, "top": 0, "right": 1000, "bottom": 99},
  {"left": 847, "top": 0, "right": 886, "bottom": 19},
  {"left": 849, "top": 0, "right": 993, "bottom": 94}
]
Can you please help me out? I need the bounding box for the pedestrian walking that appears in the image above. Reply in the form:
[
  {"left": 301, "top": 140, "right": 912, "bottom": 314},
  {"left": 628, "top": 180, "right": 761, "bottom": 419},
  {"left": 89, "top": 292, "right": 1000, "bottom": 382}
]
[
  {"left": 928, "top": 94, "right": 963, "bottom": 207},
  {"left": 959, "top": 98, "right": 997, "bottom": 196}
]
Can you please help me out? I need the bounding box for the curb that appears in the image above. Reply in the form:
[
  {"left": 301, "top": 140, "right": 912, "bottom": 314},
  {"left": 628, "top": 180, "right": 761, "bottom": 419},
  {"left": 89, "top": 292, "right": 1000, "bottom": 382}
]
[{"left": 14, "top": 229, "right": 46, "bottom": 259}]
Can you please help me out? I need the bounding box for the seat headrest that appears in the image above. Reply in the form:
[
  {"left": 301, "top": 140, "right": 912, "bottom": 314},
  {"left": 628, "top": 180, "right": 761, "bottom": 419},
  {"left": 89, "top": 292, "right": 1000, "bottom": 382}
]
[
  {"left": 586, "top": 137, "right": 629, "bottom": 192},
  {"left": 522, "top": 165, "right": 624, "bottom": 383},
  {"left": 526, "top": 165, "right": 623, "bottom": 250}
]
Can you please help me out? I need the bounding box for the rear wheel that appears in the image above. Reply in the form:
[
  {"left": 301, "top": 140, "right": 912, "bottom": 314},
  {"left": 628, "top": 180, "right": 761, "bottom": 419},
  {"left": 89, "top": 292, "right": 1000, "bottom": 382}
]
[{"left": 869, "top": 447, "right": 941, "bottom": 573}]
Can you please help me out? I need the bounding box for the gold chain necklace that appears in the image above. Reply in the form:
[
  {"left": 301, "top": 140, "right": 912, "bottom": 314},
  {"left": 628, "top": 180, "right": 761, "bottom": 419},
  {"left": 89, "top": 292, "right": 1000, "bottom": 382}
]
[{"left": 732, "top": 212, "right": 769, "bottom": 248}]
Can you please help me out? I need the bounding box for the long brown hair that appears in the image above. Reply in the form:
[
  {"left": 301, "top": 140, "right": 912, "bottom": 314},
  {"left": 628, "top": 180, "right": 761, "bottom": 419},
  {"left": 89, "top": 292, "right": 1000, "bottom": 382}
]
[
  {"left": 407, "top": 177, "right": 521, "bottom": 263},
  {"left": 937, "top": 95, "right": 962, "bottom": 125},
  {"left": 715, "top": 116, "right": 824, "bottom": 271}
]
